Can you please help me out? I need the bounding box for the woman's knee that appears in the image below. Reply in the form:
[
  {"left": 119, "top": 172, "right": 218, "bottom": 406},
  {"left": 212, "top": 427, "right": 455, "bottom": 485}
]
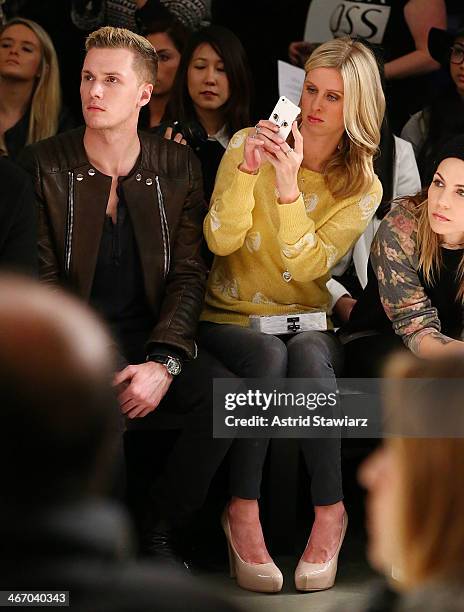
[
  {"left": 286, "top": 331, "right": 343, "bottom": 377},
  {"left": 202, "top": 324, "right": 287, "bottom": 377},
  {"left": 243, "top": 332, "right": 288, "bottom": 377}
]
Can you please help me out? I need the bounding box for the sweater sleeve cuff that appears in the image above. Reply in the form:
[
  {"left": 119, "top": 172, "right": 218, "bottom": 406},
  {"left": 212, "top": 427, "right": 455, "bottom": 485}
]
[
  {"left": 228, "top": 166, "right": 261, "bottom": 206},
  {"left": 326, "top": 278, "right": 351, "bottom": 312}
]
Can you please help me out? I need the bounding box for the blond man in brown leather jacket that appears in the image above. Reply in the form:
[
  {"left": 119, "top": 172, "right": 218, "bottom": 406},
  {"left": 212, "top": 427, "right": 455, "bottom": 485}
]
[{"left": 19, "top": 26, "right": 207, "bottom": 419}]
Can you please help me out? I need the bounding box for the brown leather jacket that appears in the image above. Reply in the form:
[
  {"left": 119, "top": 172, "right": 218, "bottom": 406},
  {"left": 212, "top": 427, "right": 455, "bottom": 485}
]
[{"left": 19, "top": 127, "right": 207, "bottom": 360}]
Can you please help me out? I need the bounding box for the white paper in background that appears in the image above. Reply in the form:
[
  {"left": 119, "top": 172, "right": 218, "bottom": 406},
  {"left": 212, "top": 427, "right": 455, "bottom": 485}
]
[
  {"left": 304, "top": 0, "right": 391, "bottom": 45},
  {"left": 277, "top": 61, "right": 305, "bottom": 106}
]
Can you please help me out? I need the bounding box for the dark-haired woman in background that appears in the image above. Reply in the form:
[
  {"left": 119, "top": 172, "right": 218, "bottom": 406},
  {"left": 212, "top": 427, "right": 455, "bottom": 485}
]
[
  {"left": 401, "top": 26, "right": 464, "bottom": 186},
  {"left": 158, "top": 25, "right": 252, "bottom": 201},
  {"left": 140, "top": 15, "right": 188, "bottom": 128},
  {"left": 341, "top": 135, "right": 464, "bottom": 376}
]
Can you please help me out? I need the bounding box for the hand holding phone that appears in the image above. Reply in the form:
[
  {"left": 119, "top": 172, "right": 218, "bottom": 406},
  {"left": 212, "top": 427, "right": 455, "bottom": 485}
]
[{"left": 240, "top": 98, "right": 301, "bottom": 175}]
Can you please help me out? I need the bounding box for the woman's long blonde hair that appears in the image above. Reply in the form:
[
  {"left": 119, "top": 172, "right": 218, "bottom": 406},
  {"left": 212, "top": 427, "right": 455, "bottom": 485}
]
[
  {"left": 383, "top": 353, "right": 464, "bottom": 588},
  {"left": 304, "top": 37, "right": 385, "bottom": 199},
  {"left": 0, "top": 18, "right": 61, "bottom": 153}
]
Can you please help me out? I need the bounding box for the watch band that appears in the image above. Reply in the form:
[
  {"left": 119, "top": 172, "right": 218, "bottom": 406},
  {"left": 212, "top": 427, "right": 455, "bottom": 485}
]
[{"left": 147, "top": 354, "right": 182, "bottom": 376}]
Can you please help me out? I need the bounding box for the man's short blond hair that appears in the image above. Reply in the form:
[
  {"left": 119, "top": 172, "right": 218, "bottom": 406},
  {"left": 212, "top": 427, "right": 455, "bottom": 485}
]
[{"left": 85, "top": 26, "right": 158, "bottom": 84}]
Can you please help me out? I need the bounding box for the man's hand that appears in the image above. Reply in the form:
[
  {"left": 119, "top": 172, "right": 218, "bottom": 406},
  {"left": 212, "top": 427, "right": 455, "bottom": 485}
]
[
  {"left": 164, "top": 126, "right": 187, "bottom": 146},
  {"left": 288, "top": 41, "right": 316, "bottom": 66},
  {"left": 334, "top": 295, "right": 357, "bottom": 324},
  {"left": 114, "top": 361, "right": 173, "bottom": 419}
]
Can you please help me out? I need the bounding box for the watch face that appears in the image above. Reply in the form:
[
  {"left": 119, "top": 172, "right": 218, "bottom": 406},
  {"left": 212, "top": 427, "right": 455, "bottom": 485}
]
[{"left": 166, "top": 357, "right": 182, "bottom": 376}]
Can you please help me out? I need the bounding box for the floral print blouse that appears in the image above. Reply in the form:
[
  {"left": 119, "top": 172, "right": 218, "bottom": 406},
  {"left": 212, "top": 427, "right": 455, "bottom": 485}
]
[{"left": 371, "top": 201, "right": 463, "bottom": 354}]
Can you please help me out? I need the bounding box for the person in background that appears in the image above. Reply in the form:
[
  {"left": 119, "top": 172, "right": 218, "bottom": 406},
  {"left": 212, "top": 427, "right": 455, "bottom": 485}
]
[
  {"left": 341, "top": 135, "right": 464, "bottom": 376},
  {"left": 135, "top": 0, "right": 208, "bottom": 32},
  {"left": 72, "top": 1, "right": 200, "bottom": 130},
  {"left": 357, "top": 352, "right": 464, "bottom": 612},
  {"left": 288, "top": 0, "right": 447, "bottom": 133},
  {"left": 0, "top": 17, "right": 74, "bottom": 159},
  {"left": 0, "top": 2, "right": 207, "bottom": 121},
  {"left": 158, "top": 25, "right": 252, "bottom": 201},
  {"left": 70, "top": 0, "right": 208, "bottom": 33},
  {"left": 401, "top": 26, "right": 464, "bottom": 186},
  {"left": 210, "top": 0, "right": 309, "bottom": 120},
  {"left": 327, "top": 120, "right": 421, "bottom": 324},
  {"left": 71, "top": 0, "right": 142, "bottom": 31},
  {"left": 0, "top": 275, "right": 241, "bottom": 612},
  {"left": 0, "top": 156, "right": 36, "bottom": 274},
  {"left": 447, "top": 0, "right": 464, "bottom": 30},
  {"left": 140, "top": 15, "right": 188, "bottom": 128}
]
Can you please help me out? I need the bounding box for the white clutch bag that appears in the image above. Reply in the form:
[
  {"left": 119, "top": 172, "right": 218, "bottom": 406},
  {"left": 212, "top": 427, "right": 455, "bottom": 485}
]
[{"left": 249, "top": 311, "right": 327, "bottom": 335}]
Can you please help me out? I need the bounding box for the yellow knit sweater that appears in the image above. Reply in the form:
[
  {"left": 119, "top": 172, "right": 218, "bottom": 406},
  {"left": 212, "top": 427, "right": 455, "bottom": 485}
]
[{"left": 201, "top": 128, "right": 383, "bottom": 327}]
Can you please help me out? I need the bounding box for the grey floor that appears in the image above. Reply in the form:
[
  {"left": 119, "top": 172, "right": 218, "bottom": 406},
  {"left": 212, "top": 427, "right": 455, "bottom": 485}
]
[
  {"left": 126, "top": 433, "right": 381, "bottom": 610},
  {"left": 196, "top": 530, "right": 381, "bottom": 612}
]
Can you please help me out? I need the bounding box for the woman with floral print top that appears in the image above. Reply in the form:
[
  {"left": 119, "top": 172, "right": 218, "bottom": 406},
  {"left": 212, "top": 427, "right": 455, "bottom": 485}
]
[{"left": 342, "top": 135, "right": 464, "bottom": 376}]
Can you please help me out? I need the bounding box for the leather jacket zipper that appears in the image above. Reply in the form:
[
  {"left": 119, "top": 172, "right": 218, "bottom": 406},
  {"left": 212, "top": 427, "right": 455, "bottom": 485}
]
[
  {"left": 65, "top": 171, "right": 75, "bottom": 276},
  {"left": 155, "top": 176, "right": 171, "bottom": 279}
]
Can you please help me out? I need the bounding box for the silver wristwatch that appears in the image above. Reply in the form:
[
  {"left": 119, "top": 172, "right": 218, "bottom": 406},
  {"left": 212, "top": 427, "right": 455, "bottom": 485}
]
[{"left": 150, "top": 355, "right": 182, "bottom": 376}]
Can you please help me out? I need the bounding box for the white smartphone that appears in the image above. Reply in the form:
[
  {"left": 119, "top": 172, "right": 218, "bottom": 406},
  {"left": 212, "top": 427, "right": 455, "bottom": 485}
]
[{"left": 269, "top": 96, "right": 301, "bottom": 141}]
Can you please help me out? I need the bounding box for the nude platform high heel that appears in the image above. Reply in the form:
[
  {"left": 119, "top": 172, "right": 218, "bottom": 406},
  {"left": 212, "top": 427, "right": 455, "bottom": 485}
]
[
  {"left": 221, "top": 510, "right": 283, "bottom": 593},
  {"left": 294, "top": 512, "right": 348, "bottom": 592}
]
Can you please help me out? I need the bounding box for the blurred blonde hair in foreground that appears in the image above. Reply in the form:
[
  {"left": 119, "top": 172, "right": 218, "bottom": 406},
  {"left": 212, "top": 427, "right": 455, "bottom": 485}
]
[{"left": 374, "top": 352, "right": 464, "bottom": 589}]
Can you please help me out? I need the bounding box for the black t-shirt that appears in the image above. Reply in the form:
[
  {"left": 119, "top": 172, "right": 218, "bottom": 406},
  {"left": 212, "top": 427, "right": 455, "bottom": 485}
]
[
  {"left": 89, "top": 183, "right": 154, "bottom": 365},
  {"left": 342, "top": 247, "right": 464, "bottom": 342},
  {"left": 4, "top": 107, "right": 77, "bottom": 161}
]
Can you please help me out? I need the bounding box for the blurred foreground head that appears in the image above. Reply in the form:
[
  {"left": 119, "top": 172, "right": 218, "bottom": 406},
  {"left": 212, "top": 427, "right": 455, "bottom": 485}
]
[
  {"left": 0, "top": 276, "right": 118, "bottom": 509},
  {"left": 360, "top": 352, "right": 464, "bottom": 589}
]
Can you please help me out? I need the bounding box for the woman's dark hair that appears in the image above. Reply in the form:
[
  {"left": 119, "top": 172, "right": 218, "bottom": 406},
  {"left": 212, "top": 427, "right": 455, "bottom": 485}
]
[
  {"left": 417, "top": 84, "right": 464, "bottom": 186},
  {"left": 164, "top": 25, "right": 252, "bottom": 137},
  {"left": 141, "top": 15, "right": 189, "bottom": 54},
  {"left": 361, "top": 44, "right": 394, "bottom": 221},
  {"left": 374, "top": 116, "right": 396, "bottom": 219},
  {"left": 138, "top": 15, "right": 189, "bottom": 130}
]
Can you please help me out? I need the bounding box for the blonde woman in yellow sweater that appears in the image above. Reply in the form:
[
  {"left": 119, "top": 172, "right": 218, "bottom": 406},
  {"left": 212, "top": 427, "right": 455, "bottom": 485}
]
[{"left": 198, "top": 37, "right": 385, "bottom": 593}]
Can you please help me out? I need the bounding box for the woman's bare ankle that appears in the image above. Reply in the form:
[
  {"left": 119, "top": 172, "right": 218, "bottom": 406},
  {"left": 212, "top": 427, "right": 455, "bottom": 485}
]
[
  {"left": 301, "top": 502, "right": 346, "bottom": 563},
  {"left": 314, "top": 500, "right": 345, "bottom": 521},
  {"left": 228, "top": 497, "right": 259, "bottom": 521},
  {"left": 226, "top": 498, "right": 272, "bottom": 563}
]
